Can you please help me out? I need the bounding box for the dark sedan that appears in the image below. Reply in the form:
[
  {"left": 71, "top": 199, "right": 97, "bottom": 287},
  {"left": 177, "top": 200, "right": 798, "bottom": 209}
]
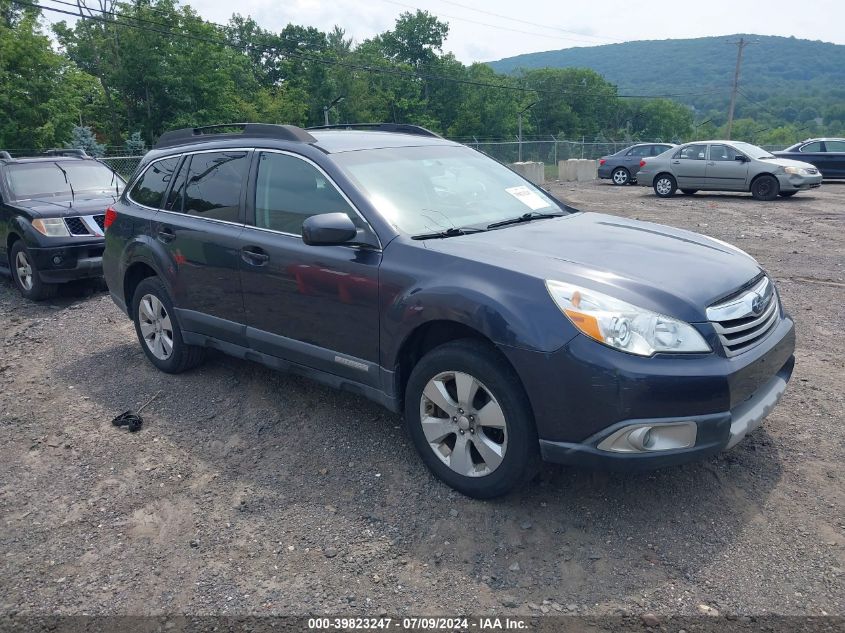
[
  {"left": 598, "top": 143, "right": 676, "bottom": 185},
  {"left": 774, "top": 138, "right": 845, "bottom": 179}
]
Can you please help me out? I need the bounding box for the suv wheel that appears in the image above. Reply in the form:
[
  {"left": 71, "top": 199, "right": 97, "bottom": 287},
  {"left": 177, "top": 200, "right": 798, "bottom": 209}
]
[
  {"left": 10, "top": 241, "right": 56, "bottom": 301},
  {"left": 611, "top": 167, "right": 630, "bottom": 185},
  {"left": 132, "top": 277, "right": 205, "bottom": 373},
  {"left": 404, "top": 340, "right": 540, "bottom": 499},
  {"left": 751, "top": 174, "right": 779, "bottom": 201},
  {"left": 653, "top": 174, "right": 677, "bottom": 197}
]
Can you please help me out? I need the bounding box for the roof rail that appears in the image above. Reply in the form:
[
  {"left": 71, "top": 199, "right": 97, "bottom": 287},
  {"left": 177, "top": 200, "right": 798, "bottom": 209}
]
[
  {"left": 154, "top": 123, "right": 317, "bottom": 149},
  {"left": 0, "top": 151, "right": 13, "bottom": 161},
  {"left": 306, "top": 123, "right": 443, "bottom": 139},
  {"left": 43, "top": 148, "right": 89, "bottom": 158}
]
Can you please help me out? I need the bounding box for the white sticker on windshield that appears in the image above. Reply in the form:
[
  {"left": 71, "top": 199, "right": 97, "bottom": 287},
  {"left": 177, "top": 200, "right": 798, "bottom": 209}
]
[{"left": 505, "top": 185, "right": 549, "bottom": 211}]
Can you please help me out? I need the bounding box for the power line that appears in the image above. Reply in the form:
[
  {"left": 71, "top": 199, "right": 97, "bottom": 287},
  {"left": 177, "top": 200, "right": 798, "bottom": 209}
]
[
  {"left": 430, "top": 0, "right": 622, "bottom": 42},
  {"left": 22, "top": 0, "right": 721, "bottom": 101},
  {"left": 380, "top": 0, "right": 616, "bottom": 44}
]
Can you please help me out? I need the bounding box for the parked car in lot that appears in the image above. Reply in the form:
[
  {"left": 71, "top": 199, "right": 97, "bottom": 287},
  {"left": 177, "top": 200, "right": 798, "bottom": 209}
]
[
  {"left": 636, "top": 140, "right": 822, "bottom": 200},
  {"left": 0, "top": 150, "right": 124, "bottom": 300},
  {"left": 598, "top": 143, "right": 675, "bottom": 185},
  {"left": 773, "top": 138, "right": 845, "bottom": 179},
  {"left": 103, "top": 123, "right": 795, "bottom": 498}
]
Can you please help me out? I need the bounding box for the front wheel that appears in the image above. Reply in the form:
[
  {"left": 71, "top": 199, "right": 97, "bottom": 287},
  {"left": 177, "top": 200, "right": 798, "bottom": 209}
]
[
  {"left": 10, "top": 241, "right": 56, "bottom": 301},
  {"left": 611, "top": 167, "right": 630, "bottom": 186},
  {"left": 778, "top": 190, "right": 798, "bottom": 198},
  {"left": 131, "top": 276, "right": 205, "bottom": 373},
  {"left": 751, "top": 174, "right": 779, "bottom": 201},
  {"left": 404, "top": 340, "right": 540, "bottom": 499},
  {"left": 653, "top": 174, "right": 677, "bottom": 198}
]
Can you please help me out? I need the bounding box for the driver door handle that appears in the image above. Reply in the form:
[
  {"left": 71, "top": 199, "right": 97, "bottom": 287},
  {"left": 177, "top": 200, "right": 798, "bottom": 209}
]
[
  {"left": 241, "top": 246, "right": 270, "bottom": 266},
  {"left": 157, "top": 226, "right": 176, "bottom": 243}
]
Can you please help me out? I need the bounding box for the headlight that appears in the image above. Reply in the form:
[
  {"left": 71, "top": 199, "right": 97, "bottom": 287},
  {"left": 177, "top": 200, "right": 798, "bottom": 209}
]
[
  {"left": 31, "top": 218, "right": 70, "bottom": 237},
  {"left": 545, "top": 280, "right": 711, "bottom": 356},
  {"left": 783, "top": 166, "right": 810, "bottom": 175}
]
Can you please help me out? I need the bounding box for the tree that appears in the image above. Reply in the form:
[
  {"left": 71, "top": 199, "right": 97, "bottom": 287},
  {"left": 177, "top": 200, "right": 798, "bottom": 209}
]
[
  {"left": 124, "top": 131, "right": 146, "bottom": 155},
  {"left": 66, "top": 125, "right": 106, "bottom": 156}
]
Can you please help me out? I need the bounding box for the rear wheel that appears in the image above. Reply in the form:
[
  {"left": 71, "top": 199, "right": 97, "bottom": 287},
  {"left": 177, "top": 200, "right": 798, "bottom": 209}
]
[
  {"left": 751, "top": 174, "right": 779, "bottom": 201},
  {"left": 653, "top": 174, "right": 677, "bottom": 198},
  {"left": 778, "top": 190, "right": 798, "bottom": 198},
  {"left": 404, "top": 340, "right": 540, "bottom": 499},
  {"left": 680, "top": 189, "right": 698, "bottom": 195},
  {"left": 611, "top": 167, "right": 630, "bottom": 186},
  {"left": 131, "top": 277, "right": 205, "bottom": 373},
  {"left": 10, "top": 241, "right": 56, "bottom": 301}
]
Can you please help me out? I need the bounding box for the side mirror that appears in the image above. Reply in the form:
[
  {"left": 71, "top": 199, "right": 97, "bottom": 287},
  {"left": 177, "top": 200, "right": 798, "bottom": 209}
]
[
  {"left": 734, "top": 155, "right": 748, "bottom": 162},
  {"left": 302, "top": 212, "right": 358, "bottom": 246}
]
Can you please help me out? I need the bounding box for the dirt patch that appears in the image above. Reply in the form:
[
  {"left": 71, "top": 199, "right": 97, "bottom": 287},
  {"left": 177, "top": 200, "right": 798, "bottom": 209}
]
[{"left": 0, "top": 181, "right": 843, "bottom": 617}]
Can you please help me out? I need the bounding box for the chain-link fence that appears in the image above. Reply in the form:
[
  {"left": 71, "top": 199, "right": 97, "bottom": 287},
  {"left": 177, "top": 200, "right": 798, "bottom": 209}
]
[{"left": 100, "top": 156, "right": 143, "bottom": 179}]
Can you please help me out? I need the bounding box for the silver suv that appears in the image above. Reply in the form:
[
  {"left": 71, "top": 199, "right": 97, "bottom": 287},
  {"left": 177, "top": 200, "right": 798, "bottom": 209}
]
[{"left": 636, "top": 140, "right": 822, "bottom": 200}]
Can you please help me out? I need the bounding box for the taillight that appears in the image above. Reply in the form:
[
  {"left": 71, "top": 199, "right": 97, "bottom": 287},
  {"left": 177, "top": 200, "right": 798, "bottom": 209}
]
[
  {"left": 639, "top": 160, "right": 647, "bottom": 168},
  {"left": 599, "top": 159, "right": 606, "bottom": 166},
  {"left": 104, "top": 207, "right": 117, "bottom": 230}
]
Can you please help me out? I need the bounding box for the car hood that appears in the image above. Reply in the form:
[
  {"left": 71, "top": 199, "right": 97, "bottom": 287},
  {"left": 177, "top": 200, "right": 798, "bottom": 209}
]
[
  {"left": 11, "top": 193, "right": 120, "bottom": 218},
  {"left": 423, "top": 212, "right": 762, "bottom": 322},
  {"left": 761, "top": 157, "right": 816, "bottom": 170}
]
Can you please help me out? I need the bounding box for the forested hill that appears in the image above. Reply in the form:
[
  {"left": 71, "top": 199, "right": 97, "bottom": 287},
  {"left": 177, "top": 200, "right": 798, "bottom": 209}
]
[{"left": 488, "top": 34, "right": 845, "bottom": 124}]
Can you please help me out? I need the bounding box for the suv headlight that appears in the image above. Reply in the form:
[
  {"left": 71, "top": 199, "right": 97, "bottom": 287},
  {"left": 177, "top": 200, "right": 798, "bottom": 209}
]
[
  {"left": 31, "top": 218, "right": 70, "bottom": 237},
  {"left": 545, "top": 280, "right": 710, "bottom": 356}
]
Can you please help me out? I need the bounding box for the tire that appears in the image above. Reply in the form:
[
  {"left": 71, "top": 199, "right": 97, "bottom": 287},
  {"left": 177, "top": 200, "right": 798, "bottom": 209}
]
[
  {"left": 778, "top": 190, "right": 798, "bottom": 198},
  {"left": 653, "top": 174, "right": 677, "bottom": 198},
  {"left": 404, "top": 339, "right": 540, "bottom": 499},
  {"left": 131, "top": 276, "right": 205, "bottom": 373},
  {"left": 680, "top": 189, "right": 698, "bottom": 195},
  {"left": 751, "top": 174, "right": 779, "bottom": 201},
  {"left": 10, "top": 241, "right": 56, "bottom": 301},
  {"left": 611, "top": 167, "right": 630, "bottom": 186}
]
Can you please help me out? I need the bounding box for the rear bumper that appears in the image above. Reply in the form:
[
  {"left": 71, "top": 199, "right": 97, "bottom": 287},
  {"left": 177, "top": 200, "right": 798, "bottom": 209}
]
[{"left": 28, "top": 242, "right": 104, "bottom": 282}]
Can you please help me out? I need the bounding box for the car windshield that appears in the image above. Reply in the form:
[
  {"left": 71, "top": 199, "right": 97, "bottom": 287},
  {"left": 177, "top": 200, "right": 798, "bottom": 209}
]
[
  {"left": 5, "top": 161, "right": 124, "bottom": 200},
  {"left": 732, "top": 142, "right": 775, "bottom": 160},
  {"left": 332, "top": 145, "right": 565, "bottom": 236}
]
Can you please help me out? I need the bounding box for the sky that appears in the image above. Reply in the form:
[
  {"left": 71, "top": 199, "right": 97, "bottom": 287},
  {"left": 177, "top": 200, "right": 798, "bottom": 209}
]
[{"left": 176, "top": 0, "right": 844, "bottom": 62}]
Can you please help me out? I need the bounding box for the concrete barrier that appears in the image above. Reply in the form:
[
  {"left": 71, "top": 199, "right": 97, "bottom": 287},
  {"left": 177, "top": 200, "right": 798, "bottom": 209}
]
[
  {"left": 509, "top": 161, "right": 545, "bottom": 185},
  {"left": 559, "top": 159, "right": 597, "bottom": 182}
]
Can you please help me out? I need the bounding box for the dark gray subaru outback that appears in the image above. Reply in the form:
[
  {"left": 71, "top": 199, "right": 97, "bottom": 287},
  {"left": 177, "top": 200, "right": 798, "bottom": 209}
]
[{"left": 102, "top": 123, "right": 795, "bottom": 498}]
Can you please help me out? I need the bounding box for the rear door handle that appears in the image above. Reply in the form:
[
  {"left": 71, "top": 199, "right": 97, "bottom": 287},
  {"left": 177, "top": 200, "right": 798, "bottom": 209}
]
[
  {"left": 157, "top": 227, "right": 176, "bottom": 243},
  {"left": 241, "top": 246, "right": 270, "bottom": 266},
  {"left": 671, "top": 160, "right": 680, "bottom": 164}
]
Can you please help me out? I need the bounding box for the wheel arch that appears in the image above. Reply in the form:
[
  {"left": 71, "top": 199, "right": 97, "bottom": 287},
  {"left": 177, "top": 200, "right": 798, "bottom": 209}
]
[
  {"left": 749, "top": 171, "right": 777, "bottom": 190},
  {"left": 123, "top": 260, "right": 160, "bottom": 310}
]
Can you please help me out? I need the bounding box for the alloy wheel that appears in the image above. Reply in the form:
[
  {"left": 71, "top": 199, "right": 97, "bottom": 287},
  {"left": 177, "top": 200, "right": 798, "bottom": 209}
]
[
  {"left": 656, "top": 178, "right": 673, "bottom": 195},
  {"left": 15, "top": 251, "right": 34, "bottom": 291},
  {"left": 419, "top": 371, "right": 508, "bottom": 477},
  {"left": 138, "top": 293, "right": 174, "bottom": 360},
  {"left": 612, "top": 169, "right": 629, "bottom": 185}
]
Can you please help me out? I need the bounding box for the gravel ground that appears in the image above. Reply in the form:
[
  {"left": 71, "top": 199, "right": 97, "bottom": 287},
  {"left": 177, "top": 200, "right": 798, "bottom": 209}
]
[{"left": 0, "top": 181, "right": 843, "bottom": 621}]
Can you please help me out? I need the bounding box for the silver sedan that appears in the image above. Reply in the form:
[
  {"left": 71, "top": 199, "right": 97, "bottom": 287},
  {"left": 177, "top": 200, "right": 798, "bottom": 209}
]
[{"left": 635, "top": 140, "right": 822, "bottom": 200}]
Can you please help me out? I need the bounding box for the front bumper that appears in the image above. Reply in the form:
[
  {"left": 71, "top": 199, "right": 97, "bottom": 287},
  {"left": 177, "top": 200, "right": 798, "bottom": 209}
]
[
  {"left": 28, "top": 241, "right": 104, "bottom": 283},
  {"left": 777, "top": 172, "right": 823, "bottom": 191},
  {"left": 501, "top": 314, "right": 795, "bottom": 470}
]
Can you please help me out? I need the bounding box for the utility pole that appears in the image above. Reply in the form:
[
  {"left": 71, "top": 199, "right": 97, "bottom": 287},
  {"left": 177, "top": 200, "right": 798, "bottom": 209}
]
[
  {"left": 726, "top": 37, "right": 750, "bottom": 140},
  {"left": 517, "top": 101, "right": 537, "bottom": 162}
]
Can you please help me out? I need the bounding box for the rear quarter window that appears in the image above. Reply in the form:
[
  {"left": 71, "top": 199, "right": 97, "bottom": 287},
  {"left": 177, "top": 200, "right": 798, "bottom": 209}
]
[{"left": 128, "top": 157, "right": 180, "bottom": 208}]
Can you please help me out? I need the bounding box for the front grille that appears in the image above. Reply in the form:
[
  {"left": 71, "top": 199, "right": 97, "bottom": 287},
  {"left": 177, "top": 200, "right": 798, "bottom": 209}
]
[
  {"left": 64, "top": 216, "right": 90, "bottom": 235},
  {"left": 707, "top": 277, "right": 780, "bottom": 357},
  {"left": 93, "top": 214, "right": 105, "bottom": 231}
]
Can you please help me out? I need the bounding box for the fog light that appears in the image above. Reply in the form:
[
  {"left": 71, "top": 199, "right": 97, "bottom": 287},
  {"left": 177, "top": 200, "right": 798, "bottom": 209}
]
[
  {"left": 52, "top": 255, "right": 63, "bottom": 265},
  {"left": 597, "top": 421, "right": 697, "bottom": 453}
]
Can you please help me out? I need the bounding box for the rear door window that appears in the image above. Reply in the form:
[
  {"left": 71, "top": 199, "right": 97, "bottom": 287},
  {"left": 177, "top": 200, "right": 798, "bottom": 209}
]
[
  {"left": 627, "top": 146, "right": 651, "bottom": 157},
  {"left": 182, "top": 151, "right": 250, "bottom": 223},
  {"left": 127, "top": 157, "right": 180, "bottom": 208}
]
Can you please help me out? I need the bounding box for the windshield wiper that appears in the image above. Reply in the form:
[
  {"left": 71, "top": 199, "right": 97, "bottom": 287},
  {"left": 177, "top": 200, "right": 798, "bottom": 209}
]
[
  {"left": 486, "top": 211, "right": 564, "bottom": 230},
  {"left": 54, "top": 162, "right": 75, "bottom": 203},
  {"left": 411, "top": 226, "right": 486, "bottom": 240}
]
